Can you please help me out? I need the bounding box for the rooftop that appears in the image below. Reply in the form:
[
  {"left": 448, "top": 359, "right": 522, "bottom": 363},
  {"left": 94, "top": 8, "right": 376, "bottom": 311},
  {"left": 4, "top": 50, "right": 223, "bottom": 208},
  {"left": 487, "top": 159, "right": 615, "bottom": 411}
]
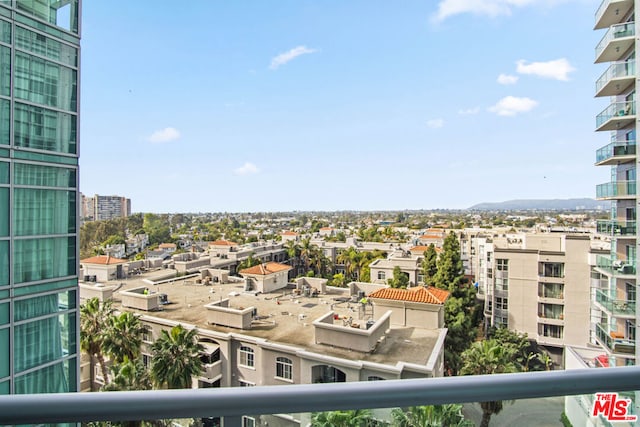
[
  {"left": 80, "top": 255, "right": 128, "bottom": 265},
  {"left": 238, "top": 262, "right": 292, "bottom": 276},
  {"left": 91, "top": 270, "right": 443, "bottom": 366},
  {"left": 369, "top": 286, "right": 449, "bottom": 305}
]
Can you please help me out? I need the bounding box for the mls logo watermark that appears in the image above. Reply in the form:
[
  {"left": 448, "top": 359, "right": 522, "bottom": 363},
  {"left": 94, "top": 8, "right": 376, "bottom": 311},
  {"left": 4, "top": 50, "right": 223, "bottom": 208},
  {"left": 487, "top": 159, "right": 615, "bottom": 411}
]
[{"left": 591, "top": 392, "right": 638, "bottom": 422}]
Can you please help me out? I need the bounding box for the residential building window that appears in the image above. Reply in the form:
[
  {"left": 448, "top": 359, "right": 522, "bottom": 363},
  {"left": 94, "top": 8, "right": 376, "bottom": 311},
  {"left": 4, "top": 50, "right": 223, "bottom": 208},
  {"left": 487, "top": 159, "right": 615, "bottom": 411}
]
[
  {"left": 276, "top": 357, "right": 292, "bottom": 380},
  {"left": 496, "top": 316, "right": 508, "bottom": 328},
  {"left": 142, "top": 327, "right": 152, "bottom": 343},
  {"left": 378, "top": 271, "right": 386, "bottom": 280},
  {"left": 487, "top": 268, "right": 493, "bottom": 279},
  {"left": 239, "top": 381, "right": 255, "bottom": 387},
  {"left": 142, "top": 354, "right": 151, "bottom": 369},
  {"left": 539, "top": 324, "right": 563, "bottom": 339},
  {"left": 626, "top": 282, "right": 636, "bottom": 302},
  {"left": 239, "top": 346, "right": 254, "bottom": 368},
  {"left": 539, "top": 303, "right": 564, "bottom": 320},
  {"left": 242, "top": 417, "right": 255, "bottom": 427},
  {"left": 417, "top": 273, "right": 424, "bottom": 284},
  {"left": 540, "top": 262, "right": 564, "bottom": 278},
  {"left": 496, "top": 297, "right": 508, "bottom": 311},
  {"left": 367, "top": 376, "right": 385, "bottom": 381},
  {"left": 539, "top": 283, "right": 563, "bottom": 299}
]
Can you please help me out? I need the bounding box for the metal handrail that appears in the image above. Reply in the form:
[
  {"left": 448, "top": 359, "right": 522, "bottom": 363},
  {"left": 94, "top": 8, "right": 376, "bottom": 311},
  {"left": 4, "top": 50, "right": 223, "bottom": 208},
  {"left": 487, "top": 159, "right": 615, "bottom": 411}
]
[{"left": 2, "top": 367, "right": 640, "bottom": 424}]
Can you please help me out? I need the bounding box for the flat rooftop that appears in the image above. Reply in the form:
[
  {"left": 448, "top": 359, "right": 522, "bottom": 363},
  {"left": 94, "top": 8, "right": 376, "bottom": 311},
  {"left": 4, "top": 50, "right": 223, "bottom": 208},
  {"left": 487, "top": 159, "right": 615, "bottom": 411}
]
[{"left": 90, "top": 270, "right": 442, "bottom": 366}]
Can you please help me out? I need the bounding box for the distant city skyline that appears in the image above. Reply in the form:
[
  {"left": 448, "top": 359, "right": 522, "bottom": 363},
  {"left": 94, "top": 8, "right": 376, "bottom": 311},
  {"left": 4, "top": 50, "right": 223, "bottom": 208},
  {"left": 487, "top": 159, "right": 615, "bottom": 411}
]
[{"left": 80, "top": 0, "right": 601, "bottom": 213}]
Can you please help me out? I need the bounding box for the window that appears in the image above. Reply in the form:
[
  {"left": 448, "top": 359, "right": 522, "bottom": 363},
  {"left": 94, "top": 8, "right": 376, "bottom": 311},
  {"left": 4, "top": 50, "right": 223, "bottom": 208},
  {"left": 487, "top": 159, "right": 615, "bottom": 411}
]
[
  {"left": 142, "top": 354, "right": 151, "bottom": 369},
  {"left": 496, "top": 297, "right": 508, "bottom": 311},
  {"left": 539, "top": 303, "right": 563, "bottom": 320},
  {"left": 540, "top": 262, "right": 563, "bottom": 278},
  {"left": 242, "top": 416, "right": 255, "bottom": 427},
  {"left": 377, "top": 271, "right": 386, "bottom": 280},
  {"left": 626, "top": 282, "right": 636, "bottom": 302},
  {"left": 496, "top": 316, "right": 508, "bottom": 328},
  {"left": 367, "top": 376, "right": 384, "bottom": 381},
  {"left": 239, "top": 381, "right": 255, "bottom": 387},
  {"left": 239, "top": 346, "right": 254, "bottom": 368},
  {"left": 142, "top": 327, "right": 152, "bottom": 343},
  {"left": 276, "top": 357, "right": 292, "bottom": 380},
  {"left": 539, "top": 324, "right": 563, "bottom": 339},
  {"left": 539, "top": 283, "right": 563, "bottom": 299}
]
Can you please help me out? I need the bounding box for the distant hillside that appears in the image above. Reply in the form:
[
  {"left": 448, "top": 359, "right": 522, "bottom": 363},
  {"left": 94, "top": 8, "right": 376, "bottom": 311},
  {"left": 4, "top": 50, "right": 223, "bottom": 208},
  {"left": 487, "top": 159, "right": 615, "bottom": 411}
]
[{"left": 468, "top": 198, "right": 608, "bottom": 211}]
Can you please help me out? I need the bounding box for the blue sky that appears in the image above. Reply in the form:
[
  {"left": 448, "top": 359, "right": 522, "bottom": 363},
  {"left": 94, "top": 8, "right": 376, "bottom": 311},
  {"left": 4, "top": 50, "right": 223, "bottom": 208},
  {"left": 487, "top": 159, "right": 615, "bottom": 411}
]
[{"left": 80, "top": 0, "right": 604, "bottom": 213}]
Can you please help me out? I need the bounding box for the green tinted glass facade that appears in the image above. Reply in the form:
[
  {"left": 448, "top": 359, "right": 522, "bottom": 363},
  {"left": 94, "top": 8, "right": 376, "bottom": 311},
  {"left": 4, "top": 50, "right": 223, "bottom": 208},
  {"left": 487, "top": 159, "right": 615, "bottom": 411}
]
[{"left": 0, "top": 0, "right": 79, "bottom": 396}]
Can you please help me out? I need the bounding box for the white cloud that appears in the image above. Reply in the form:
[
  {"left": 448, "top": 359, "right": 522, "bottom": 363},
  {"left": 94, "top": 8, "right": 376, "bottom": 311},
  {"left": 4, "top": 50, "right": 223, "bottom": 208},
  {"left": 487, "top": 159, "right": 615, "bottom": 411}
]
[
  {"left": 516, "top": 58, "right": 576, "bottom": 81},
  {"left": 426, "top": 118, "right": 445, "bottom": 128},
  {"left": 488, "top": 96, "right": 538, "bottom": 116},
  {"left": 234, "top": 162, "right": 260, "bottom": 175},
  {"left": 458, "top": 107, "right": 480, "bottom": 115},
  {"left": 148, "top": 127, "right": 180, "bottom": 143},
  {"left": 497, "top": 73, "right": 519, "bottom": 85},
  {"left": 432, "top": 0, "right": 538, "bottom": 22},
  {"left": 269, "top": 46, "right": 317, "bottom": 70}
]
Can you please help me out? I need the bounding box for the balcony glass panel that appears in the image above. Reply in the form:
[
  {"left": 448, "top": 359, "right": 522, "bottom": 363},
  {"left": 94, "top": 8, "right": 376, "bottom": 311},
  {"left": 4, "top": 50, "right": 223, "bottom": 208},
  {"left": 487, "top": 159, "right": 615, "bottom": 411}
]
[
  {"left": 596, "top": 180, "right": 637, "bottom": 198},
  {"left": 595, "top": 60, "right": 636, "bottom": 94},
  {"left": 538, "top": 283, "right": 564, "bottom": 299},
  {"left": 596, "top": 255, "right": 637, "bottom": 275},
  {"left": 595, "top": 289, "right": 636, "bottom": 316},
  {"left": 596, "top": 220, "right": 637, "bottom": 236},
  {"left": 595, "top": 22, "right": 636, "bottom": 59},
  {"left": 596, "top": 101, "right": 636, "bottom": 128},
  {"left": 596, "top": 139, "right": 636, "bottom": 163},
  {"left": 596, "top": 323, "right": 636, "bottom": 354}
]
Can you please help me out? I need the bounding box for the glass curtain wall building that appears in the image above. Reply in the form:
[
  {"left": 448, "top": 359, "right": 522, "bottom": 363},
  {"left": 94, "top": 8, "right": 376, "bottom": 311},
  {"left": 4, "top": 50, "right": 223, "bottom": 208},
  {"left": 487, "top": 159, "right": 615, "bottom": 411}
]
[{"left": 0, "top": 0, "right": 80, "bottom": 395}]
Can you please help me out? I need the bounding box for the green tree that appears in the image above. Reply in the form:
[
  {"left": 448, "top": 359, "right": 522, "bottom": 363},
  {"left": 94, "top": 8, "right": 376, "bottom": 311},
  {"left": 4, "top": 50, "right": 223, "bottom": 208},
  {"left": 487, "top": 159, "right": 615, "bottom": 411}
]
[
  {"left": 311, "top": 409, "right": 377, "bottom": 427},
  {"left": 102, "top": 357, "right": 152, "bottom": 392},
  {"left": 391, "top": 404, "right": 473, "bottom": 427},
  {"left": 332, "top": 273, "right": 346, "bottom": 287},
  {"left": 80, "top": 298, "right": 114, "bottom": 389},
  {"left": 421, "top": 244, "right": 438, "bottom": 286},
  {"left": 434, "top": 232, "right": 479, "bottom": 375},
  {"left": 460, "top": 340, "right": 519, "bottom": 427},
  {"left": 388, "top": 266, "right": 409, "bottom": 289},
  {"left": 151, "top": 325, "right": 204, "bottom": 389},
  {"left": 103, "top": 311, "right": 146, "bottom": 365},
  {"left": 237, "top": 253, "right": 261, "bottom": 271}
]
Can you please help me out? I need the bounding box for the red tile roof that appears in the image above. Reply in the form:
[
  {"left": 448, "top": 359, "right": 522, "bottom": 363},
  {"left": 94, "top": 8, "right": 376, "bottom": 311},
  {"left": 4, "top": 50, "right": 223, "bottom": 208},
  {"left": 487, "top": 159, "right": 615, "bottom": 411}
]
[
  {"left": 80, "top": 255, "right": 128, "bottom": 265},
  {"left": 369, "top": 286, "right": 449, "bottom": 305},
  {"left": 209, "top": 240, "right": 237, "bottom": 246},
  {"left": 409, "top": 245, "right": 442, "bottom": 253},
  {"left": 159, "top": 243, "right": 176, "bottom": 248},
  {"left": 282, "top": 231, "right": 298, "bottom": 236},
  {"left": 239, "top": 262, "right": 292, "bottom": 276}
]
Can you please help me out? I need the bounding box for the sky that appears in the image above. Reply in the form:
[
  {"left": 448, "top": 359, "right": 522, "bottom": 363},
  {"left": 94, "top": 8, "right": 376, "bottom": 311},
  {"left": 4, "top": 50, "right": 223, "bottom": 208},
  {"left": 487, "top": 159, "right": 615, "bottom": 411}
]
[{"left": 79, "top": 0, "right": 605, "bottom": 213}]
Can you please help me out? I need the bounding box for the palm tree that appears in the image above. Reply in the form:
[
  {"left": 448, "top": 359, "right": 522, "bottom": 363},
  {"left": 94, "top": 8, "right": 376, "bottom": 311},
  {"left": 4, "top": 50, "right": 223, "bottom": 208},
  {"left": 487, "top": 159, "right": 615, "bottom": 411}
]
[
  {"left": 102, "top": 357, "right": 151, "bottom": 392},
  {"left": 299, "top": 237, "right": 315, "bottom": 273},
  {"left": 311, "top": 409, "right": 376, "bottom": 427},
  {"left": 103, "top": 311, "right": 146, "bottom": 364},
  {"left": 151, "top": 325, "right": 204, "bottom": 389},
  {"left": 460, "top": 340, "right": 519, "bottom": 427},
  {"left": 80, "top": 297, "right": 114, "bottom": 390},
  {"left": 391, "top": 404, "right": 473, "bottom": 427}
]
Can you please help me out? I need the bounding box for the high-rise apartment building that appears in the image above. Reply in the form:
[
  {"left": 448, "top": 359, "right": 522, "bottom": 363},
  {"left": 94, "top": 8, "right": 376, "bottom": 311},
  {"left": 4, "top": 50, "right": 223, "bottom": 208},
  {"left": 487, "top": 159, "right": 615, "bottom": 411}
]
[
  {"left": 592, "top": 0, "right": 638, "bottom": 368},
  {"left": 80, "top": 193, "right": 131, "bottom": 222},
  {"left": 0, "top": 0, "right": 80, "bottom": 395}
]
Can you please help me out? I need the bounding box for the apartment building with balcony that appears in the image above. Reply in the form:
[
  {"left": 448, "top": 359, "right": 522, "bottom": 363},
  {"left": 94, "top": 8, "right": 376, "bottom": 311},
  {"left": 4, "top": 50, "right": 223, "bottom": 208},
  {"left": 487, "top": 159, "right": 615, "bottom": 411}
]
[
  {"left": 564, "top": 3, "right": 640, "bottom": 424},
  {"left": 79, "top": 270, "right": 448, "bottom": 426},
  {"left": 592, "top": 0, "right": 639, "bottom": 369},
  {"left": 80, "top": 193, "right": 131, "bottom": 221},
  {"left": 466, "top": 232, "right": 598, "bottom": 363},
  {"left": 0, "top": 0, "right": 81, "bottom": 396}
]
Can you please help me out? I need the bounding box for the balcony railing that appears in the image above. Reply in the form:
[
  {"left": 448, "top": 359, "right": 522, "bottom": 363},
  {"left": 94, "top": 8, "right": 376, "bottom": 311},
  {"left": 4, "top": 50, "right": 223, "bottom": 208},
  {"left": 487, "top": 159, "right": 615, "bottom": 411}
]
[
  {"left": 595, "top": 323, "right": 636, "bottom": 355},
  {"left": 596, "top": 180, "right": 636, "bottom": 199},
  {"left": 595, "top": 289, "right": 636, "bottom": 317},
  {"left": 595, "top": 255, "right": 636, "bottom": 276},
  {"left": 596, "top": 219, "right": 637, "bottom": 236},
  {"left": 2, "top": 368, "right": 640, "bottom": 425},
  {"left": 595, "top": 22, "right": 635, "bottom": 61},
  {"left": 595, "top": 139, "right": 636, "bottom": 164},
  {"left": 596, "top": 101, "right": 636, "bottom": 130},
  {"left": 595, "top": 60, "right": 636, "bottom": 96}
]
